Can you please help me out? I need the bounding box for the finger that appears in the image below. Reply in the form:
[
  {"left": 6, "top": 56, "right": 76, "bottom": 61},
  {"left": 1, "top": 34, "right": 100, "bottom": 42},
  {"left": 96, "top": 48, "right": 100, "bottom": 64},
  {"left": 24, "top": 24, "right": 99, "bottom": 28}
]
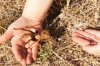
[
  {"left": 82, "top": 44, "right": 100, "bottom": 55},
  {"left": 76, "top": 30, "right": 98, "bottom": 41},
  {"left": 26, "top": 48, "right": 32, "bottom": 64},
  {"left": 12, "top": 44, "right": 23, "bottom": 62},
  {"left": 72, "top": 32, "right": 93, "bottom": 41},
  {"left": 26, "top": 53, "right": 32, "bottom": 64},
  {"left": 12, "top": 42, "right": 27, "bottom": 66},
  {"left": 27, "top": 48, "right": 32, "bottom": 53},
  {"left": 25, "top": 41, "right": 35, "bottom": 48},
  {"left": 72, "top": 32, "right": 85, "bottom": 37},
  {"left": 0, "top": 29, "right": 13, "bottom": 44},
  {"left": 85, "top": 29, "right": 100, "bottom": 37},
  {"left": 72, "top": 36, "right": 90, "bottom": 46},
  {"left": 31, "top": 42, "right": 40, "bottom": 61},
  {"left": 20, "top": 59, "right": 27, "bottom": 66}
]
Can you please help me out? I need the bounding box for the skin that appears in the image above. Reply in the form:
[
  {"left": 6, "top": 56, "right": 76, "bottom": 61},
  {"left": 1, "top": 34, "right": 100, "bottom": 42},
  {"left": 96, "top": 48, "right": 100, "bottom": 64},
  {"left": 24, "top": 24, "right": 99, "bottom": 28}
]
[
  {"left": 72, "top": 29, "right": 100, "bottom": 56},
  {"left": 0, "top": 0, "right": 53, "bottom": 66}
]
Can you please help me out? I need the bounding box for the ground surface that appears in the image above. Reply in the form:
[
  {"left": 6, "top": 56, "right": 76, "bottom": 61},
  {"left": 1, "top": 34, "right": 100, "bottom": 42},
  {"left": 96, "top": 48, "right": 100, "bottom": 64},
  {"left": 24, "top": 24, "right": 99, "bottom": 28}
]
[{"left": 0, "top": 0, "right": 100, "bottom": 66}]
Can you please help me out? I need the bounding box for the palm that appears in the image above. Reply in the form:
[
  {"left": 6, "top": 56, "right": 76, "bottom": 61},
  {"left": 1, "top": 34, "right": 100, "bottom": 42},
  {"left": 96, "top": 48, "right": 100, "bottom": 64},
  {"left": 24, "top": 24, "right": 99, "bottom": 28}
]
[
  {"left": 0, "top": 17, "right": 42, "bottom": 65},
  {"left": 72, "top": 29, "right": 100, "bottom": 56}
]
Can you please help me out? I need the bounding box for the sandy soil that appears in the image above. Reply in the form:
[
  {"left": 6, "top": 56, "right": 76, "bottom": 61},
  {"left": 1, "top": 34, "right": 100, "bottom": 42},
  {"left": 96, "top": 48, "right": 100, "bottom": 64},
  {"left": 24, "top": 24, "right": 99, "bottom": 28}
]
[{"left": 0, "top": 0, "right": 100, "bottom": 66}]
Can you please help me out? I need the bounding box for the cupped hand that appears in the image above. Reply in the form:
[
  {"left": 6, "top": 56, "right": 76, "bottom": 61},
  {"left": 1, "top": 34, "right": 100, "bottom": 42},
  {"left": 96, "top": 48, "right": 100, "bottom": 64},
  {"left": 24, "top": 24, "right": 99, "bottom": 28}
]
[
  {"left": 0, "top": 17, "right": 42, "bottom": 66},
  {"left": 72, "top": 29, "right": 100, "bottom": 56}
]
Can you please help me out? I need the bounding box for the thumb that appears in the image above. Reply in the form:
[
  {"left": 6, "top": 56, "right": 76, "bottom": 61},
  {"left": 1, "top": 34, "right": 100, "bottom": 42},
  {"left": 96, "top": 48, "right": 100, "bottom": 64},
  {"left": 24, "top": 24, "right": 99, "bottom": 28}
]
[{"left": 0, "top": 29, "right": 13, "bottom": 44}]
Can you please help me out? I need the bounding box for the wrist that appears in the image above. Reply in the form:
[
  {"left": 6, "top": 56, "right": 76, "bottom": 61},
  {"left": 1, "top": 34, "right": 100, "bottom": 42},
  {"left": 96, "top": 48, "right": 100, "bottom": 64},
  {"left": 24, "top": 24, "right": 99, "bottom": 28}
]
[
  {"left": 15, "top": 16, "right": 43, "bottom": 32},
  {"left": 20, "top": 16, "right": 43, "bottom": 26},
  {"left": 22, "top": 0, "right": 53, "bottom": 23},
  {"left": 21, "top": 14, "right": 46, "bottom": 23}
]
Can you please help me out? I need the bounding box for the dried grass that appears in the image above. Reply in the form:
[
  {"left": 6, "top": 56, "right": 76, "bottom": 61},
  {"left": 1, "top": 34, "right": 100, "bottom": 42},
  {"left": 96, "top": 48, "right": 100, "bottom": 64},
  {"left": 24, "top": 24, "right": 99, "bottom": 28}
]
[{"left": 0, "top": 0, "right": 100, "bottom": 66}]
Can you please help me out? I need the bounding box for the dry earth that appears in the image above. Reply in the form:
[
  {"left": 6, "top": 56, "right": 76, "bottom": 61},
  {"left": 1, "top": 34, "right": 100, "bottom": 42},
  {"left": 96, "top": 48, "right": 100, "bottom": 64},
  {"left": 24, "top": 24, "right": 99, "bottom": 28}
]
[{"left": 0, "top": 0, "right": 100, "bottom": 66}]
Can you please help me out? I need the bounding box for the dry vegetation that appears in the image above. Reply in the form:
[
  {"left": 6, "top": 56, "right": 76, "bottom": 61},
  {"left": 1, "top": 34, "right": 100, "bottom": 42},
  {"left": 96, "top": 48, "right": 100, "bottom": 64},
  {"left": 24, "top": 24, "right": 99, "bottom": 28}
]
[{"left": 0, "top": 0, "right": 100, "bottom": 66}]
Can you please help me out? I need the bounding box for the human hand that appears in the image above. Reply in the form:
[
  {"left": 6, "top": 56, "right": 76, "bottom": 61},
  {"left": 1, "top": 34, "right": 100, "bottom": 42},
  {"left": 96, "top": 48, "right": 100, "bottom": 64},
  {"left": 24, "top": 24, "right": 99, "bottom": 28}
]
[
  {"left": 72, "top": 29, "right": 100, "bottom": 56},
  {"left": 0, "top": 17, "right": 42, "bottom": 66}
]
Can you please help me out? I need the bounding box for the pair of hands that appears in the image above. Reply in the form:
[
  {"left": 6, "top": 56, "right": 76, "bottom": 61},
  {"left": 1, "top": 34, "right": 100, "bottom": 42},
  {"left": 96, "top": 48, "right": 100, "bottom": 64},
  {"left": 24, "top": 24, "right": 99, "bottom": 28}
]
[
  {"left": 1, "top": 16, "right": 100, "bottom": 65},
  {"left": 72, "top": 29, "right": 100, "bottom": 56},
  {"left": 0, "top": 17, "right": 42, "bottom": 66}
]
